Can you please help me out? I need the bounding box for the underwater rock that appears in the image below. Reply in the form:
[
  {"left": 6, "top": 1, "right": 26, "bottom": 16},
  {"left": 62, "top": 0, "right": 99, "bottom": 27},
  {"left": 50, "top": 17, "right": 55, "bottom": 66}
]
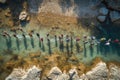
[
  {"left": 0, "top": 0, "right": 6, "bottom": 3},
  {"left": 109, "top": 64, "right": 120, "bottom": 80},
  {"left": 29, "top": 53, "right": 41, "bottom": 58},
  {"left": 19, "top": 11, "right": 28, "bottom": 21},
  {"left": 97, "top": 15, "right": 106, "bottom": 22},
  {"left": 99, "top": 7, "right": 109, "bottom": 15},
  {"left": 6, "top": 66, "right": 41, "bottom": 80},
  {"left": 110, "top": 11, "right": 120, "bottom": 22},
  {"left": 68, "top": 56, "right": 79, "bottom": 63},
  {"left": 80, "top": 61, "right": 108, "bottom": 80}
]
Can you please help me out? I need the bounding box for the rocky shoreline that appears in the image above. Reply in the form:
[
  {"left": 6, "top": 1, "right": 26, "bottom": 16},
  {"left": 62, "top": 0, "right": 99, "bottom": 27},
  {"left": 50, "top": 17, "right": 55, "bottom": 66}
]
[{"left": 5, "top": 61, "right": 120, "bottom": 80}]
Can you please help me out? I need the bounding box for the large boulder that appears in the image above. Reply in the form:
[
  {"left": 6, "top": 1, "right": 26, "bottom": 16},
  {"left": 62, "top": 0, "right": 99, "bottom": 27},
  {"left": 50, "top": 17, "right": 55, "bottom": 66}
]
[
  {"left": 80, "top": 62, "right": 108, "bottom": 80},
  {"left": 68, "top": 68, "right": 80, "bottom": 80},
  {"left": 110, "top": 11, "right": 120, "bottom": 22},
  {"left": 97, "top": 15, "right": 106, "bottom": 22},
  {"left": 99, "top": 7, "right": 109, "bottom": 15},
  {"left": 5, "top": 68, "right": 26, "bottom": 80},
  {"left": 47, "top": 67, "right": 62, "bottom": 80},
  {"left": 109, "top": 64, "right": 120, "bottom": 80},
  {"left": 5, "top": 66, "right": 41, "bottom": 80},
  {"left": 57, "top": 72, "right": 69, "bottom": 80}
]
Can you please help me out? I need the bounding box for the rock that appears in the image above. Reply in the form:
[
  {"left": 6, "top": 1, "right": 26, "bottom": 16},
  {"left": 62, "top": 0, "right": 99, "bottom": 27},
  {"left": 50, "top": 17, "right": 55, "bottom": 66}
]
[
  {"left": 5, "top": 12, "right": 11, "bottom": 17},
  {"left": 99, "top": 7, "right": 109, "bottom": 15},
  {"left": 80, "top": 61, "right": 108, "bottom": 80},
  {"left": 110, "top": 11, "right": 120, "bottom": 22},
  {"left": 69, "top": 68, "right": 80, "bottom": 80},
  {"left": 23, "top": 66, "right": 41, "bottom": 80},
  {"left": 97, "top": 16, "right": 106, "bottom": 22},
  {"left": 19, "top": 11, "right": 28, "bottom": 21},
  {"left": 47, "top": 67, "right": 62, "bottom": 80},
  {"left": 5, "top": 66, "right": 41, "bottom": 80},
  {"left": 109, "top": 64, "right": 120, "bottom": 80},
  {"left": 5, "top": 68, "right": 26, "bottom": 80},
  {"left": 57, "top": 72, "right": 69, "bottom": 80},
  {"left": 0, "top": 0, "right": 6, "bottom": 3},
  {"left": 26, "top": 16, "right": 30, "bottom": 21}
]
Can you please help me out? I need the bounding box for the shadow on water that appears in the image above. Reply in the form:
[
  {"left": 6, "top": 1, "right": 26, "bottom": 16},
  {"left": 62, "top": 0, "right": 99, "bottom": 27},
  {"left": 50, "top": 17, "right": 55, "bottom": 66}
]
[
  {"left": 66, "top": 42, "right": 70, "bottom": 56},
  {"left": 114, "top": 44, "right": 120, "bottom": 57},
  {"left": 47, "top": 40, "right": 52, "bottom": 55},
  {"left": 89, "top": 45, "right": 94, "bottom": 57},
  {"left": 55, "top": 36, "right": 58, "bottom": 47},
  {"left": 23, "top": 36, "right": 27, "bottom": 50},
  {"left": 70, "top": 37, "right": 73, "bottom": 53},
  {"left": 104, "top": 45, "right": 107, "bottom": 57},
  {"left": 100, "top": 42, "right": 105, "bottom": 55},
  {"left": 96, "top": 44, "right": 100, "bottom": 54},
  {"left": 76, "top": 42, "right": 80, "bottom": 53},
  {"left": 16, "top": 38, "right": 20, "bottom": 50},
  {"left": 84, "top": 44, "right": 87, "bottom": 57},
  {"left": 59, "top": 41, "right": 64, "bottom": 52},
  {"left": 41, "top": 42, "right": 45, "bottom": 52},
  {"left": 5, "top": 37, "right": 12, "bottom": 50},
  {"left": 20, "top": 21, "right": 28, "bottom": 27},
  {"left": 39, "top": 40, "right": 41, "bottom": 48},
  {"left": 30, "top": 37, "right": 34, "bottom": 48}
]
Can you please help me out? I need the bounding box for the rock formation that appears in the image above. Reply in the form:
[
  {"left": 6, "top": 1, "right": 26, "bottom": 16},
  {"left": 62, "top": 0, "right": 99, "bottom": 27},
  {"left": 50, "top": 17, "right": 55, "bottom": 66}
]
[
  {"left": 80, "top": 61, "right": 108, "bottom": 80},
  {"left": 6, "top": 62, "right": 120, "bottom": 80},
  {"left": 109, "top": 64, "right": 120, "bottom": 80},
  {"left": 5, "top": 66, "right": 42, "bottom": 80}
]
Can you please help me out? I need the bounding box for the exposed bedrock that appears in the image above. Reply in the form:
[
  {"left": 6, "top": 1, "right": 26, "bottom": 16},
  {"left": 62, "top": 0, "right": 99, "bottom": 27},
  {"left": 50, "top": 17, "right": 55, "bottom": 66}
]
[{"left": 6, "top": 62, "right": 120, "bottom": 80}]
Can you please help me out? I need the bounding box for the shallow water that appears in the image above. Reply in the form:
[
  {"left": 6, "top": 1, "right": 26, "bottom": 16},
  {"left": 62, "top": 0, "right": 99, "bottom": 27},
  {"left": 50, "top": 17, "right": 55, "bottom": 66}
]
[{"left": 0, "top": 26, "right": 120, "bottom": 64}]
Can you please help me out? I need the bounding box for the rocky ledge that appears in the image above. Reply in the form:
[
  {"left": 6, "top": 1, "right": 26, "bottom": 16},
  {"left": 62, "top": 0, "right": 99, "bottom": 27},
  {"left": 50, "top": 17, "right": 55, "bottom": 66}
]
[{"left": 5, "top": 61, "right": 120, "bottom": 80}]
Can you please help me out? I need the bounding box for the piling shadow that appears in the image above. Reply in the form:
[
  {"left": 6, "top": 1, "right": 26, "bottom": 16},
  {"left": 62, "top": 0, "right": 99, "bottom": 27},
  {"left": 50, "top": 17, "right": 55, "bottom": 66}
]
[
  {"left": 96, "top": 44, "right": 100, "bottom": 54},
  {"left": 6, "top": 37, "right": 12, "bottom": 50},
  {"left": 16, "top": 38, "right": 20, "bottom": 50},
  {"left": 100, "top": 43, "right": 104, "bottom": 55},
  {"left": 66, "top": 42, "right": 70, "bottom": 56},
  {"left": 23, "top": 35, "right": 27, "bottom": 50},
  {"left": 84, "top": 44, "right": 87, "bottom": 57},
  {"left": 48, "top": 40, "right": 52, "bottom": 55},
  {"left": 89, "top": 45, "right": 94, "bottom": 57},
  {"left": 41, "top": 42, "right": 45, "bottom": 52},
  {"left": 39, "top": 40, "right": 41, "bottom": 48},
  {"left": 30, "top": 37, "right": 34, "bottom": 48},
  {"left": 59, "top": 41, "right": 64, "bottom": 52},
  {"left": 76, "top": 43, "right": 80, "bottom": 53}
]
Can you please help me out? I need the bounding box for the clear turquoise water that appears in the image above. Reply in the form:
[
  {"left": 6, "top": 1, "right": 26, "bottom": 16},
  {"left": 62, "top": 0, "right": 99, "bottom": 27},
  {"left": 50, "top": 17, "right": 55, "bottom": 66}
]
[{"left": 0, "top": 27, "right": 120, "bottom": 64}]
